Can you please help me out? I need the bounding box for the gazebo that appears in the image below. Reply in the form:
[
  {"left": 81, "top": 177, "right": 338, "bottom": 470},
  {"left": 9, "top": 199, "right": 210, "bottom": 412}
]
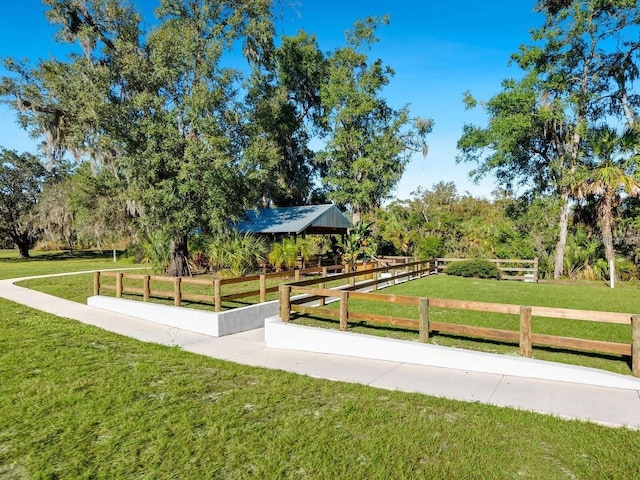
[{"left": 234, "top": 204, "right": 351, "bottom": 236}]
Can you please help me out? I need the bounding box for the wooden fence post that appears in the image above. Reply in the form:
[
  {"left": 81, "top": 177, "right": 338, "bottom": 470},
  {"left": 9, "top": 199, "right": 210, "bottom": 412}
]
[
  {"left": 373, "top": 270, "right": 378, "bottom": 291},
  {"left": 632, "top": 315, "right": 640, "bottom": 377},
  {"left": 143, "top": 275, "right": 150, "bottom": 302},
  {"left": 419, "top": 298, "right": 429, "bottom": 343},
  {"left": 534, "top": 257, "right": 539, "bottom": 282},
  {"left": 174, "top": 277, "right": 181, "bottom": 306},
  {"left": 260, "top": 274, "right": 266, "bottom": 303},
  {"left": 295, "top": 269, "right": 301, "bottom": 282},
  {"left": 320, "top": 267, "right": 328, "bottom": 306},
  {"left": 519, "top": 306, "right": 533, "bottom": 358},
  {"left": 280, "top": 285, "right": 291, "bottom": 323},
  {"left": 116, "top": 272, "right": 123, "bottom": 298},
  {"left": 93, "top": 271, "right": 100, "bottom": 296},
  {"left": 339, "top": 291, "right": 349, "bottom": 331},
  {"left": 391, "top": 267, "right": 396, "bottom": 286},
  {"left": 214, "top": 279, "right": 221, "bottom": 312}
]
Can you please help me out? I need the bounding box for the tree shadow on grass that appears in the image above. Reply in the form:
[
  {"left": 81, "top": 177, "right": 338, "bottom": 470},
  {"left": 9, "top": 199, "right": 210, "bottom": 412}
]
[{"left": 0, "top": 250, "right": 118, "bottom": 263}]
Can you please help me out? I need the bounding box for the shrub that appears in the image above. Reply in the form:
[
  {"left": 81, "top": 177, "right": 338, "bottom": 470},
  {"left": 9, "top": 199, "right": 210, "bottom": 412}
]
[
  {"left": 139, "top": 231, "right": 171, "bottom": 274},
  {"left": 267, "top": 237, "right": 313, "bottom": 271},
  {"left": 414, "top": 236, "right": 443, "bottom": 260},
  {"left": 342, "top": 221, "right": 377, "bottom": 265},
  {"left": 208, "top": 232, "right": 267, "bottom": 277},
  {"left": 188, "top": 234, "right": 210, "bottom": 273},
  {"left": 444, "top": 259, "right": 500, "bottom": 279}
]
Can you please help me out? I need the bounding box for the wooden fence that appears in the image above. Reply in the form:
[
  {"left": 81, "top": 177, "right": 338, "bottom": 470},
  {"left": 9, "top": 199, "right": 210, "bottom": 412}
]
[
  {"left": 435, "top": 257, "right": 539, "bottom": 281},
  {"left": 93, "top": 265, "right": 345, "bottom": 312},
  {"left": 93, "top": 258, "right": 435, "bottom": 312},
  {"left": 284, "top": 259, "right": 438, "bottom": 302},
  {"left": 279, "top": 285, "right": 640, "bottom": 377}
]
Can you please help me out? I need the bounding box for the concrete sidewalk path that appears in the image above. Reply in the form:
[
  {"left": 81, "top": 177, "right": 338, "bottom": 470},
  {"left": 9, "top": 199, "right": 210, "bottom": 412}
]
[{"left": 2, "top": 274, "right": 640, "bottom": 430}]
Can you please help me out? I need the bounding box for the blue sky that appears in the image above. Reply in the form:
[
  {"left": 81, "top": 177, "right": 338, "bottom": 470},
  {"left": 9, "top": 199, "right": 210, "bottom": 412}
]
[{"left": 0, "top": 0, "right": 542, "bottom": 200}]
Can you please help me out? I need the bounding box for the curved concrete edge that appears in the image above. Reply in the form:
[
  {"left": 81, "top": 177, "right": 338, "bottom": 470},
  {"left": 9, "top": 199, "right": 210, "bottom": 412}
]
[{"left": 264, "top": 315, "right": 640, "bottom": 391}]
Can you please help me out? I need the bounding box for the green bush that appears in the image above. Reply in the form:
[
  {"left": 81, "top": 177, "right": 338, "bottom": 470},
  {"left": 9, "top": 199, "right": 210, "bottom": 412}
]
[
  {"left": 139, "top": 231, "right": 171, "bottom": 274},
  {"left": 415, "top": 236, "right": 443, "bottom": 260},
  {"left": 208, "top": 231, "right": 267, "bottom": 277},
  {"left": 444, "top": 259, "right": 500, "bottom": 279},
  {"left": 267, "top": 237, "right": 313, "bottom": 271}
]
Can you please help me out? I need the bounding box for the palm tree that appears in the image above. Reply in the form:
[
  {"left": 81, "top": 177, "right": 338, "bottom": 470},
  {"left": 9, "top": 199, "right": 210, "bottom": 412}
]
[
  {"left": 572, "top": 126, "right": 640, "bottom": 287},
  {"left": 295, "top": 237, "right": 313, "bottom": 269},
  {"left": 268, "top": 237, "right": 299, "bottom": 271}
]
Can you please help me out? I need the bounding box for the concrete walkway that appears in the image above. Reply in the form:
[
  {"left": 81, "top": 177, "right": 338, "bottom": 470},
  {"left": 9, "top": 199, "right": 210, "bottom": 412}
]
[{"left": 2, "top": 273, "right": 640, "bottom": 430}]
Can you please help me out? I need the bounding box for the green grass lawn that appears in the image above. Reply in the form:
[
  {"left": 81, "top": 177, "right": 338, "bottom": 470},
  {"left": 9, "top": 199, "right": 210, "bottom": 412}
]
[
  {"left": 1, "top": 298, "right": 640, "bottom": 479},
  {"left": 293, "top": 275, "right": 640, "bottom": 376},
  {"left": 3, "top": 251, "right": 640, "bottom": 477},
  {"left": 0, "top": 248, "right": 142, "bottom": 280}
]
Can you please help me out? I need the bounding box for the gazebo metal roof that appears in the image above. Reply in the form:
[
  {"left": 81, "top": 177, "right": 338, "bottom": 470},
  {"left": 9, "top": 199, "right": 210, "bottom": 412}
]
[{"left": 234, "top": 204, "right": 351, "bottom": 235}]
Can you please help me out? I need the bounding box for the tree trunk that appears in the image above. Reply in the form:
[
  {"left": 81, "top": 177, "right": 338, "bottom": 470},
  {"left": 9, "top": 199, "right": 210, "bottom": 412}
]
[
  {"left": 167, "top": 234, "right": 191, "bottom": 277},
  {"left": 553, "top": 191, "right": 570, "bottom": 279},
  {"left": 599, "top": 195, "right": 615, "bottom": 288},
  {"left": 16, "top": 240, "right": 31, "bottom": 259},
  {"left": 352, "top": 206, "right": 361, "bottom": 225},
  {"left": 14, "top": 231, "right": 31, "bottom": 259}
]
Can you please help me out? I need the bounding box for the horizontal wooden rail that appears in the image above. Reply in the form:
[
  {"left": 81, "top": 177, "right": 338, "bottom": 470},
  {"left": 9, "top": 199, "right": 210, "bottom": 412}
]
[
  {"left": 430, "top": 320, "right": 520, "bottom": 343},
  {"left": 181, "top": 292, "right": 214, "bottom": 303},
  {"left": 347, "top": 291, "right": 419, "bottom": 306},
  {"left": 429, "top": 298, "right": 520, "bottom": 315},
  {"left": 291, "top": 305, "right": 419, "bottom": 329},
  {"left": 530, "top": 306, "right": 630, "bottom": 324},
  {"left": 221, "top": 289, "right": 262, "bottom": 302},
  {"left": 348, "top": 311, "right": 418, "bottom": 329},
  {"left": 435, "top": 257, "right": 538, "bottom": 282},
  {"left": 437, "top": 257, "right": 537, "bottom": 265},
  {"left": 290, "top": 260, "right": 435, "bottom": 289},
  {"left": 531, "top": 333, "right": 631, "bottom": 356}
]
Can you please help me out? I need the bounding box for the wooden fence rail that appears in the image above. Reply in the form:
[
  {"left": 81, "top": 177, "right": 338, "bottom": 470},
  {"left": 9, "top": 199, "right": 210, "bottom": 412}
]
[
  {"left": 93, "top": 264, "right": 345, "bottom": 311},
  {"left": 93, "top": 258, "right": 436, "bottom": 313},
  {"left": 280, "top": 285, "right": 640, "bottom": 377},
  {"left": 435, "top": 257, "right": 539, "bottom": 281}
]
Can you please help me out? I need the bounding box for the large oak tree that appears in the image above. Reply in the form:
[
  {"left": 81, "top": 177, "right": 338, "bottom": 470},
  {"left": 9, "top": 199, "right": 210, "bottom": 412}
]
[
  {"left": 0, "top": 149, "right": 50, "bottom": 258},
  {"left": 2, "top": 0, "right": 275, "bottom": 276}
]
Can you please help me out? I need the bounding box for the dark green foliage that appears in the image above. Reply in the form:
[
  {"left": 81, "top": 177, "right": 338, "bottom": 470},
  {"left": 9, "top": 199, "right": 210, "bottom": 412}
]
[
  {"left": 244, "top": 31, "right": 327, "bottom": 206},
  {"left": 445, "top": 259, "right": 500, "bottom": 279},
  {"left": 342, "top": 221, "right": 377, "bottom": 264},
  {"left": 414, "top": 236, "right": 444, "bottom": 260},
  {"left": 0, "top": 149, "right": 51, "bottom": 258},
  {"left": 317, "top": 16, "right": 432, "bottom": 221},
  {"left": 209, "top": 231, "right": 267, "bottom": 276},
  {"left": 1, "top": 0, "right": 276, "bottom": 277}
]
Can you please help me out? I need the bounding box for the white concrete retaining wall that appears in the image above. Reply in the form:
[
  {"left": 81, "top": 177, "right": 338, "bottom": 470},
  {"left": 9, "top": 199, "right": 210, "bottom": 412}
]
[
  {"left": 87, "top": 295, "right": 278, "bottom": 337},
  {"left": 264, "top": 315, "right": 640, "bottom": 391}
]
